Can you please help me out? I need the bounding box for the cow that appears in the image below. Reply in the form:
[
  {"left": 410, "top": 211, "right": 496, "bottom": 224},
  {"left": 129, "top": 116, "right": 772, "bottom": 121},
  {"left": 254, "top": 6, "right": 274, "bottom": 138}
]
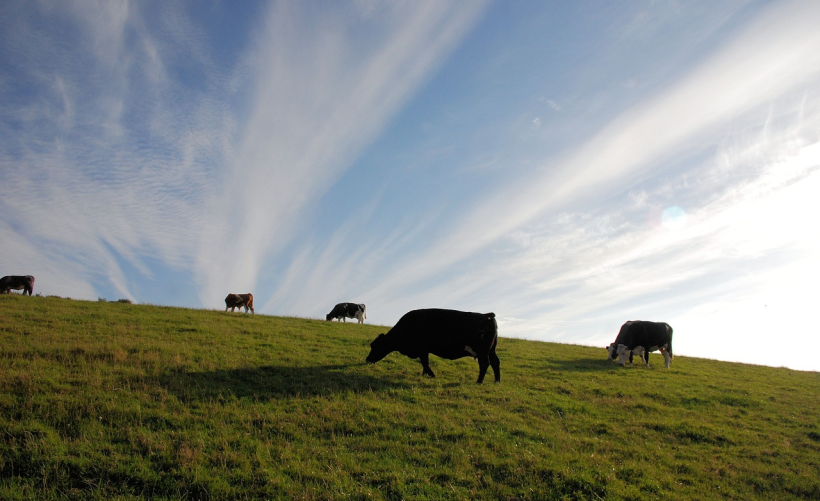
[
  {"left": 225, "top": 293, "right": 254, "bottom": 314},
  {"left": 326, "top": 302, "right": 366, "bottom": 323},
  {"left": 0, "top": 275, "right": 34, "bottom": 296},
  {"left": 366, "top": 308, "right": 500, "bottom": 384},
  {"left": 607, "top": 320, "right": 673, "bottom": 368}
]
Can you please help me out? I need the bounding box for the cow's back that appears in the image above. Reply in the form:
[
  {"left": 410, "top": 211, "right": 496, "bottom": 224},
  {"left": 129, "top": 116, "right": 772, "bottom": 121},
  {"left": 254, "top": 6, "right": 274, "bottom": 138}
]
[
  {"left": 631, "top": 321, "right": 672, "bottom": 345},
  {"left": 0, "top": 275, "right": 34, "bottom": 295},
  {"left": 391, "top": 309, "right": 497, "bottom": 355}
]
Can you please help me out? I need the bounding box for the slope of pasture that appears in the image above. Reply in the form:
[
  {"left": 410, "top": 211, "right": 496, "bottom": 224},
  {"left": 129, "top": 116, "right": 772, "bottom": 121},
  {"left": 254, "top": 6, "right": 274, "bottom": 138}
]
[{"left": 0, "top": 294, "right": 818, "bottom": 500}]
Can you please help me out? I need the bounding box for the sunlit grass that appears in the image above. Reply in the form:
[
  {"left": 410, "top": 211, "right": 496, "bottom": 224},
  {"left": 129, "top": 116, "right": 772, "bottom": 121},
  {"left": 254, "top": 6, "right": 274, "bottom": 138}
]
[{"left": 1, "top": 294, "right": 818, "bottom": 500}]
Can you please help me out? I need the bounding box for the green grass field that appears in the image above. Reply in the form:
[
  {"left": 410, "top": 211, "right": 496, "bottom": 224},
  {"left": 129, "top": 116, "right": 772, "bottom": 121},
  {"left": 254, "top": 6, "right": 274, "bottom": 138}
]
[{"left": 1, "top": 294, "right": 818, "bottom": 500}]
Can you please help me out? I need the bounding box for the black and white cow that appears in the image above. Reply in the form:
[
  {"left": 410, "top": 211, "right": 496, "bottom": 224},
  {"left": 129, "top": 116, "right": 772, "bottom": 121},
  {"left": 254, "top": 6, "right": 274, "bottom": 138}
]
[
  {"left": 326, "top": 302, "right": 366, "bottom": 323},
  {"left": 366, "top": 308, "right": 500, "bottom": 383},
  {"left": 225, "top": 293, "right": 254, "bottom": 314},
  {"left": 607, "top": 320, "right": 673, "bottom": 368},
  {"left": 0, "top": 275, "right": 35, "bottom": 296}
]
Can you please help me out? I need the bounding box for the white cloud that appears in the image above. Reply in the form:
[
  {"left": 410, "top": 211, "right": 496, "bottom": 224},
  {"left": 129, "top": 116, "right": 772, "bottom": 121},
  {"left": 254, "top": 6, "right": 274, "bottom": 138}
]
[
  {"left": 495, "top": 127, "right": 820, "bottom": 363},
  {"left": 193, "top": 0, "right": 491, "bottom": 305},
  {"left": 358, "top": 0, "right": 820, "bottom": 308},
  {"left": 0, "top": 1, "right": 227, "bottom": 299}
]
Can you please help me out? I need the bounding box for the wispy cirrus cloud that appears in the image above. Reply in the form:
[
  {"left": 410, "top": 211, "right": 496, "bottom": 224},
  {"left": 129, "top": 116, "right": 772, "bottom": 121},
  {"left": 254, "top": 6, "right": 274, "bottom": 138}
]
[
  {"left": 194, "top": 0, "right": 491, "bottom": 305},
  {"left": 353, "top": 0, "right": 820, "bottom": 306},
  {"left": 0, "top": 0, "right": 491, "bottom": 304},
  {"left": 0, "top": 1, "right": 230, "bottom": 300}
]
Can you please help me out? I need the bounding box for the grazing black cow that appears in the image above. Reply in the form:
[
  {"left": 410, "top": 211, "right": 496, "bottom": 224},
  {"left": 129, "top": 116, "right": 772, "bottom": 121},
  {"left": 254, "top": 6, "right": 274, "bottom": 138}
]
[
  {"left": 326, "top": 302, "right": 366, "bottom": 323},
  {"left": 366, "top": 308, "right": 500, "bottom": 383},
  {"left": 607, "top": 320, "right": 673, "bottom": 368},
  {"left": 225, "top": 293, "right": 254, "bottom": 314},
  {"left": 0, "top": 275, "right": 34, "bottom": 296}
]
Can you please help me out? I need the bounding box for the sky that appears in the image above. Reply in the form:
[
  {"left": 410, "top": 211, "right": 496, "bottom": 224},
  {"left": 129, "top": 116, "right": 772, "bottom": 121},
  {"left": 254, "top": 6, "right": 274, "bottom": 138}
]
[{"left": 2, "top": 0, "right": 819, "bottom": 371}]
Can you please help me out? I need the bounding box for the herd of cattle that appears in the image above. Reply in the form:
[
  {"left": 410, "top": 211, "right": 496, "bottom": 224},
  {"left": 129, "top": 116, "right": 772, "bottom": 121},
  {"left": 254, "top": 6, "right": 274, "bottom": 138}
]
[
  {"left": 223, "top": 296, "right": 673, "bottom": 382},
  {"left": 5, "top": 275, "right": 674, "bottom": 383}
]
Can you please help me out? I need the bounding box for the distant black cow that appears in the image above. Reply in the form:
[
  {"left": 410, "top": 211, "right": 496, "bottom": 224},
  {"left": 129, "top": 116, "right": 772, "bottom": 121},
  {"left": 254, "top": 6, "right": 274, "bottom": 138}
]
[
  {"left": 366, "top": 308, "right": 500, "bottom": 383},
  {"left": 607, "top": 320, "right": 673, "bottom": 368},
  {"left": 0, "top": 275, "right": 34, "bottom": 296},
  {"left": 225, "top": 293, "right": 254, "bottom": 314},
  {"left": 326, "top": 302, "right": 366, "bottom": 323}
]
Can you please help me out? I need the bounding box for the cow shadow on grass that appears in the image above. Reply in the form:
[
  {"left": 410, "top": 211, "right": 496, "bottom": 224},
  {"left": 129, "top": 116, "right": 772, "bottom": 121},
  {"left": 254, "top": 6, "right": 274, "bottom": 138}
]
[{"left": 159, "top": 364, "right": 409, "bottom": 402}]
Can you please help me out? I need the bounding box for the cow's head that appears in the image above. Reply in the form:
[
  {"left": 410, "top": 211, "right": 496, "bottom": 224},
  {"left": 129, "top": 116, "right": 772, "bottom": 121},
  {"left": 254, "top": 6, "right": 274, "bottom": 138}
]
[
  {"left": 606, "top": 343, "right": 619, "bottom": 360},
  {"left": 366, "top": 334, "right": 391, "bottom": 364},
  {"left": 325, "top": 313, "right": 334, "bottom": 321}
]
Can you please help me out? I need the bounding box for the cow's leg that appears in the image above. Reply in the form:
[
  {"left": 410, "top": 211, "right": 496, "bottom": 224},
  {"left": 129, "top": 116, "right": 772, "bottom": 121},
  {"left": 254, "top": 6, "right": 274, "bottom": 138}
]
[
  {"left": 476, "top": 356, "right": 490, "bottom": 384},
  {"left": 489, "top": 350, "right": 501, "bottom": 383},
  {"left": 419, "top": 353, "right": 435, "bottom": 378}
]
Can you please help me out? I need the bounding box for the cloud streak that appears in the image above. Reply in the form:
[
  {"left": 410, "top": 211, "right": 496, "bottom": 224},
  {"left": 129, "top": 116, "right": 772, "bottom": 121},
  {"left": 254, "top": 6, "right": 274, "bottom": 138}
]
[
  {"left": 354, "top": 0, "right": 820, "bottom": 306},
  {"left": 193, "top": 0, "right": 490, "bottom": 306},
  {"left": 0, "top": 1, "right": 230, "bottom": 299}
]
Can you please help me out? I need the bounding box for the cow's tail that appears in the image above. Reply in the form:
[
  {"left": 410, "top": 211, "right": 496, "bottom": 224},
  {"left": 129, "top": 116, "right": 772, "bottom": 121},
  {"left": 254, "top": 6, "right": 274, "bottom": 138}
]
[
  {"left": 666, "top": 323, "right": 674, "bottom": 358},
  {"left": 487, "top": 312, "right": 498, "bottom": 336}
]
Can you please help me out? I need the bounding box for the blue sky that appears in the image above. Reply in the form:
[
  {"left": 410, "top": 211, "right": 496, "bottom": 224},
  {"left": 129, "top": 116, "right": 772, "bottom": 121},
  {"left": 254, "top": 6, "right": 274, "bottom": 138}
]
[{"left": 2, "top": 0, "right": 819, "bottom": 371}]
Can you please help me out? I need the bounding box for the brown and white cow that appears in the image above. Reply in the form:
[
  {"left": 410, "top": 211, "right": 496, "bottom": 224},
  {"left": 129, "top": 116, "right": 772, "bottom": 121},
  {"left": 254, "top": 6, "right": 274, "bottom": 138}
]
[
  {"left": 225, "top": 293, "right": 254, "bottom": 314},
  {"left": 0, "top": 275, "right": 35, "bottom": 296}
]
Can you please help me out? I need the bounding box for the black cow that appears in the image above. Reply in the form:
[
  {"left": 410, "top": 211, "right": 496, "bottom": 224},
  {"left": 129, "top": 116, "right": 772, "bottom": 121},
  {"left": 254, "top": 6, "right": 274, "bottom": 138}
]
[
  {"left": 366, "top": 308, "right": 500, "bottom": 383},
  {"left": 225, "top": 293, "right": 254, "bottom": 313},
  {"left": 326, "top": 302, "right": 366, "bottom": 323},
  {"left": 0, "top": 275, "right": 35, "bottom": 296},
  {"left": 607, "top": 320, "right": 673, "bottom": 368}
]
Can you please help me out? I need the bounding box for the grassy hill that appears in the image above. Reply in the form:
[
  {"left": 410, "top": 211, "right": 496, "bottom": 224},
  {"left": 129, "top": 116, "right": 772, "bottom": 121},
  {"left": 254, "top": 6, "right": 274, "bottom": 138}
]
[{"left": 1, "top": 294, "right": 818, "bottom": 500}]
